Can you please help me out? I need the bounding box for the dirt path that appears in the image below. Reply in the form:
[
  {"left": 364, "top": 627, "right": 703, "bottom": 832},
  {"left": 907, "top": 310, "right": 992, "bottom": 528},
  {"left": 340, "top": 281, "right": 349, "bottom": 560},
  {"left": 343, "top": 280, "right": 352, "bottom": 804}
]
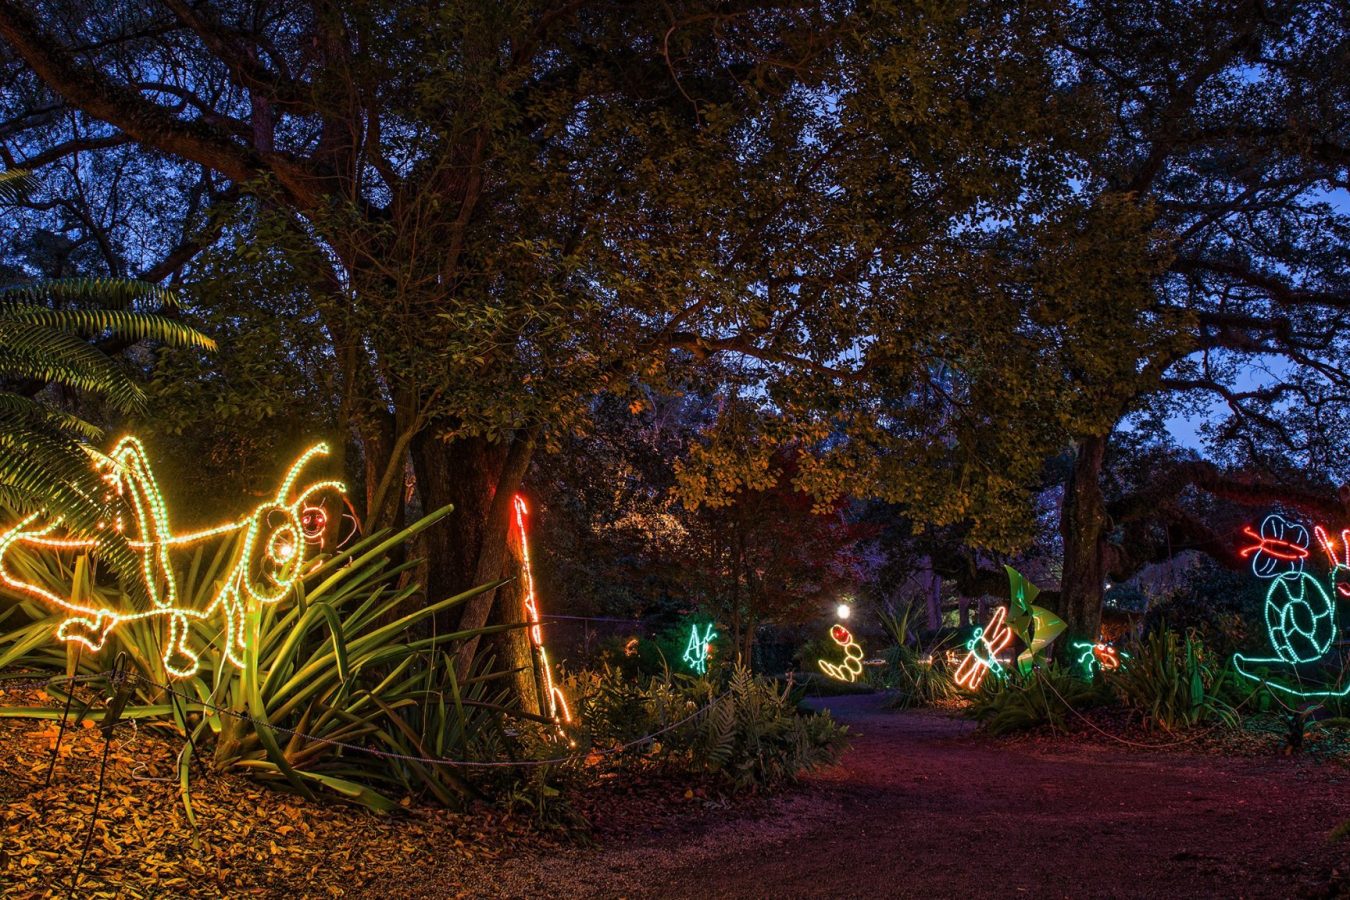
[{"left": 424, "top": 694, "right": 1350, "bottom": 898}]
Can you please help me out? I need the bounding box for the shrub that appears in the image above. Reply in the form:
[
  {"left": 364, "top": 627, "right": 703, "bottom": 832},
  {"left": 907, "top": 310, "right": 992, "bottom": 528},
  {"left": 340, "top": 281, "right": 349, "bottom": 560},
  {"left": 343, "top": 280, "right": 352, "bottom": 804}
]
[
  {"left": 878, "top": 643, "right": 959, "bottom": 709},
  {"left": 969, "top": 664, "right": 1107, "bottom": 735},
  {"left": 693, "top": 667, "right": 849, "bottom": 791},
  {"left": 1107, "top": 627, "right": 1237, "bottom": 732},
  {"left": 565, "top": 663, "right": 848, "bottom": 792},
  {"left": 1143, "top": 564, "right": 1264, "bottom": 659},
  {"left": 0, "top": 506, "right": 546, "bottom": 812},
  {"left": 875, "top": 601, "right": 959, "bottom": 708}
]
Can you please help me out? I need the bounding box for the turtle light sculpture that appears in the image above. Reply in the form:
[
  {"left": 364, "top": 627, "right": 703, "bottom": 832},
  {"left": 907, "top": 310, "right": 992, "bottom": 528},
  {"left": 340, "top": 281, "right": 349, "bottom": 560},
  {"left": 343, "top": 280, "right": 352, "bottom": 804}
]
[
  {"left": 0, "top": 437, "right": 344, "bottom": 678},
  {"left": 1233, "top": 514, "right": 1349, "bottom": 698}
]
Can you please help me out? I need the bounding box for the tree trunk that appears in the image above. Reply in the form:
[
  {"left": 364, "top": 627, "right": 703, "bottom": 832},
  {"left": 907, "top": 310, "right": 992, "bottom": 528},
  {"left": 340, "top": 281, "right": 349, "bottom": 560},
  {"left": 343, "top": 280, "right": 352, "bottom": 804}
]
[
  {"left": 499, "top": 539, "right": 541, "bottom": 717},
  {"left": 925, "top": 566, "right": 942, "bottom": 631},
  {"left": 409, "top": 427, "right": 539, "bottom": 678},
  {"left": 1059, "top": 433, "right": 1110, "bottom": 644}
]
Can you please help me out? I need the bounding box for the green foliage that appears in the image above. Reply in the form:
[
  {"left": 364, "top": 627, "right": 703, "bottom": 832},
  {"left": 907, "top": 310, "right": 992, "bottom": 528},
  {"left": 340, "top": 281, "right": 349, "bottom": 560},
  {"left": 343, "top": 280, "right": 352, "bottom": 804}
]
[
  {"left": 875, "top": 603, "right": 958, "bottom": 708},
  {"left": 0, "top": 235, "right": 214, "bottom": 584},
  {"left": 0, "top": 168, "right": 33, "bottom": 204},
  {"left": 970, "top": 664, "right": 1107, "bottom": 736},
  {"left": 566, "top": 664, "right": 848, "bottom": 793},
  {"left": 694, "top": 667, "right": 849, "bottom": 792},
  {"left": 0, "top": 507, "right": 545, "bottom": 811},
  {"left": 879, "top": 644, "right": 959, "bottom": 709},
  {"left": 143, "top": 212, "right": 340, "bottom": 500},
  {"left": 1107, "top": 628, "right": 1236, "bottom": 733},
  {"left": 1144, "top": 564, "right": 1264, "bottom": 659}
]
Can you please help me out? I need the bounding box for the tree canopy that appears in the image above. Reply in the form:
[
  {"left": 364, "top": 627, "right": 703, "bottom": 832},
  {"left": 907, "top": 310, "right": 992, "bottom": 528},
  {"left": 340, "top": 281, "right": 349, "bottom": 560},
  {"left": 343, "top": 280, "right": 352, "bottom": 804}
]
[{"left": 1, "top": 0, "right": 1347, "bottom": 650}]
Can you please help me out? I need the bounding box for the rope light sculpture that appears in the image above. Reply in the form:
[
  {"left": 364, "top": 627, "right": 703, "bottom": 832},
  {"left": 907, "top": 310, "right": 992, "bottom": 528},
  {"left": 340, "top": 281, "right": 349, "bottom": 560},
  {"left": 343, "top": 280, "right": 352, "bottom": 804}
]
[
  {"left": 0, "top": 437, "right": 344, "bottom": 678},
  {"left": 954, "top": 567, "right": 1063, "bottom": 691},
  {"left": 1072, "top": 640, "right": 1122, "bottom": 677},
  {"left": 683, "top": 622, "right": 716, "bottom": 675},
  {"left": 1233, "top": 513, "right": 1350, "bottom": 698},
  {"left": 511, "top": 495, "right": 571, "bottom": 725},
  {"left": 954, "top": 605, "right": 1012, "bottom": 690},
  {"left": 818, "top": 622, "right": 864, "bottom": 682}
]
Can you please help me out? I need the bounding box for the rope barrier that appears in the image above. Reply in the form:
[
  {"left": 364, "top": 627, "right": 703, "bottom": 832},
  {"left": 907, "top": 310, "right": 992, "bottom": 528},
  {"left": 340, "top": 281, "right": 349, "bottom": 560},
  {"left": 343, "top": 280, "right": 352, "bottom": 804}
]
[{"left": 1036, "top": 673, "right": 1264, "bottom": 750}]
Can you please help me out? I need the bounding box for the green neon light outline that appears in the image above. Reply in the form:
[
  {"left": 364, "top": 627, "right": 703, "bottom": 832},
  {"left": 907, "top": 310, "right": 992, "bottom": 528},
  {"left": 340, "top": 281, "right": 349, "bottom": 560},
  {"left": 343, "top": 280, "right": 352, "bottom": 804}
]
[
  {"left": 1232, "top": 513, "right": 1348, "bottom": 699},
  {"left": 683, "top": 622, "right": 715, "bottom": 675},
  {"left": 1072, "top": 640, "right": 1098, "bottom": 677},
  {"left": 965, "top": 625, "right": 1006, "bottom": 682}
]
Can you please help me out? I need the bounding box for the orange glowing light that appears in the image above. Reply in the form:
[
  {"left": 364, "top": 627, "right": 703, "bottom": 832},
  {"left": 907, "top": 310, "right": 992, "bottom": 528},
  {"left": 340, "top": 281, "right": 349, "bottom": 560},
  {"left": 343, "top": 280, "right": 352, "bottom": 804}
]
[
  {"left": 512, "top": 495, "right": 571, "bottom": 726},
  {"left": 954, "top": 606, "right": 1012, "bottom": 691}
]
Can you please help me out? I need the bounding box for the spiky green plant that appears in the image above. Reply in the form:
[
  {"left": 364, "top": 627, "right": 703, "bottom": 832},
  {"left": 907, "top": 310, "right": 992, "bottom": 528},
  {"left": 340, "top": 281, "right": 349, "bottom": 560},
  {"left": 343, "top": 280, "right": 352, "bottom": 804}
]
[
  {"left": 877, "top": 601, "right": 959, "bottom": 708},
  {"left": 1108, "top": 627, "right": 1237, "bottom": 732},
  {"left": 0, "top": 505, "right": 539, "bottom": 812}
]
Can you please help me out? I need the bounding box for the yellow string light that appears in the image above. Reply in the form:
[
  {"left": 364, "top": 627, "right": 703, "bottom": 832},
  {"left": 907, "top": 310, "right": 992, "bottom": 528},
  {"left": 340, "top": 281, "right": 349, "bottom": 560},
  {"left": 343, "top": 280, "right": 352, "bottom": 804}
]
[
  {"left": 819, "top": 623, "right": 864, "bottom": 682},
  {"left": 0, "top": 436, "right": 345, "bottom": 678}
]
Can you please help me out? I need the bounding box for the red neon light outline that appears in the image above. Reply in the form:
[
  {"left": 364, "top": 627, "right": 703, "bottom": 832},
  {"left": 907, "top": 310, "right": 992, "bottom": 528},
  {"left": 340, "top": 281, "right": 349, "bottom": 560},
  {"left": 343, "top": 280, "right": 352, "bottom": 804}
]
[
  {"left": 1238, "top": 524, "right": 1308, "bottom": 561},
  {"left": 512, "top": 495, "right": 571, "bottom": 726}
]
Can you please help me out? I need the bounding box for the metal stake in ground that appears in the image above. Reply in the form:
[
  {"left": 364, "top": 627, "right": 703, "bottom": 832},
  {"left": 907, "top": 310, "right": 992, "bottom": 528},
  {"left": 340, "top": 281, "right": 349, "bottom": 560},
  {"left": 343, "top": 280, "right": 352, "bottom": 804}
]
[
  {"left": 43, "top": 643, "right": 82, "bottom": 788},
  {"left": 67, "top": 653, "right": 131, "bottom": 898}
]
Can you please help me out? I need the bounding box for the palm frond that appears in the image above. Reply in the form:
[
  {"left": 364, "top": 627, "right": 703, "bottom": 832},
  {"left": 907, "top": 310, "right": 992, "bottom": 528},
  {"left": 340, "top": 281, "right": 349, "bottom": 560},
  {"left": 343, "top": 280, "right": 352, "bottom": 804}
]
[
  {"left": 0, "top": 392, "right": 103, "bottom": 440},
  {"left": 0, "top": 321, "right": 146, "bottom": 413},
  {"left": 0, "top": 277, "right": 179, "bottom": 311},
  {"left": 0, "top": 430, "right": 140, "bottom": 587},
  {"left": 0, "top": 169, "right": 33, "bottom": 204},
  {"left": 8, "top": 307, "right": 215, "bottom": 350}
]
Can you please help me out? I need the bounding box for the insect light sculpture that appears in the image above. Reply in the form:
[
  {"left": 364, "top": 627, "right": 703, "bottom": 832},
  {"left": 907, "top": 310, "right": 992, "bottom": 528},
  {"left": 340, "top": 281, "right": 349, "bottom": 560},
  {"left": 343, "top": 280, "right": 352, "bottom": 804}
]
[
  {"left": 683, "top": 622, "right": 716, "bottom": 675},
  {"left": 818, "top": 623, "right": 864, "bottom": 682},
  {"left": 1072, "top": 640, "right": 1122, "bottom": 677},
  {"left": 511, "top": 495, "right": 571, "bottom": 725},
  {"left": 954, "top": 605, "right": 1012, "bottom": 690},
  {"left": 1233, "top": 514, "right": 1350, "bottom": 698},
  {"left": 0, "top": 437, "right": 344, "bottom": 678}
]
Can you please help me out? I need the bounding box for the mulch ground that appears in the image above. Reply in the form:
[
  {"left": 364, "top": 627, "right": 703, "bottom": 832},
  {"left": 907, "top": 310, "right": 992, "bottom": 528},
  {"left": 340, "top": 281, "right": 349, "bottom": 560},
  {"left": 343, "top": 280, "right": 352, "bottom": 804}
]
[
  {"left": 0, "top": 685, "right": 553, "bottom": 898},
  {"left": 4, "top": 688, "right": 1350, "bottom": 898}
]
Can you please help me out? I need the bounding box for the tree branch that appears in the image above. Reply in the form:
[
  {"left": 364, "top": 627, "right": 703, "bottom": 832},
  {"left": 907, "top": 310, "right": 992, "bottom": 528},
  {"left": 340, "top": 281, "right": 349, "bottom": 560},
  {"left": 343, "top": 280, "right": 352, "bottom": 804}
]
[{"left": 0, "top": 0, "right": 321, "bottom": 205}]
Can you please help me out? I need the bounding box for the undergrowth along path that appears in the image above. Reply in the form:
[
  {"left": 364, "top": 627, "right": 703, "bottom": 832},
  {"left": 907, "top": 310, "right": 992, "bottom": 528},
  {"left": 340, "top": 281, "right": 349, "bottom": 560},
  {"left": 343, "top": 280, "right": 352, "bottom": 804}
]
[{"left": 425, "top": 693, "right": 1350, "bottom": 898}]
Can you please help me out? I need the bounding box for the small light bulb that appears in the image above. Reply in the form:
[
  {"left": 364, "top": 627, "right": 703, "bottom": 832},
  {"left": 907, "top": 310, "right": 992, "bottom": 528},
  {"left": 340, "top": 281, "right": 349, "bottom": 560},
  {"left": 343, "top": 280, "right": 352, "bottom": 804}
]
[{"left": 837, "top": 603, "right": 852, "bottom": 620}]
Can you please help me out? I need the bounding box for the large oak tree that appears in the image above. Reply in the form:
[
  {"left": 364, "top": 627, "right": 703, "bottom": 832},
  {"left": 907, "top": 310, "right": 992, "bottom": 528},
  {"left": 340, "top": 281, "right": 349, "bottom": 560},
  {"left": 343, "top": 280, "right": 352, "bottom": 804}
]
[{"left": 0, "top": 0, "right": 1099, "bottom": 661}]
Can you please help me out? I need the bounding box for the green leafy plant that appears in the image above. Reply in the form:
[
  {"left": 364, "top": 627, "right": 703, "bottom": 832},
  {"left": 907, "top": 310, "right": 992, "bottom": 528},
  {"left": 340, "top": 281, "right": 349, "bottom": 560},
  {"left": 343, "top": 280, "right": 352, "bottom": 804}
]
[
  {"left": 691, "top": 667, "right": 849, "bottom": 792},
  {"left": 1107, "top": 627, "right": 1237, "bottom": 732},
  {"left": 565, "top": 663, "right": 848, "bottom": 793},
  {"left": 0, "top": 168, "right": 215, "bottom": 575},
  {"left": 0, "top": 506, "right": 541, "bottom": 812},
  {"left": 970, "top": 664, "right": 1107, "bottom": 735},
  {"left": 876, "top": 602, "right": 959, "bottom": 708}
]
